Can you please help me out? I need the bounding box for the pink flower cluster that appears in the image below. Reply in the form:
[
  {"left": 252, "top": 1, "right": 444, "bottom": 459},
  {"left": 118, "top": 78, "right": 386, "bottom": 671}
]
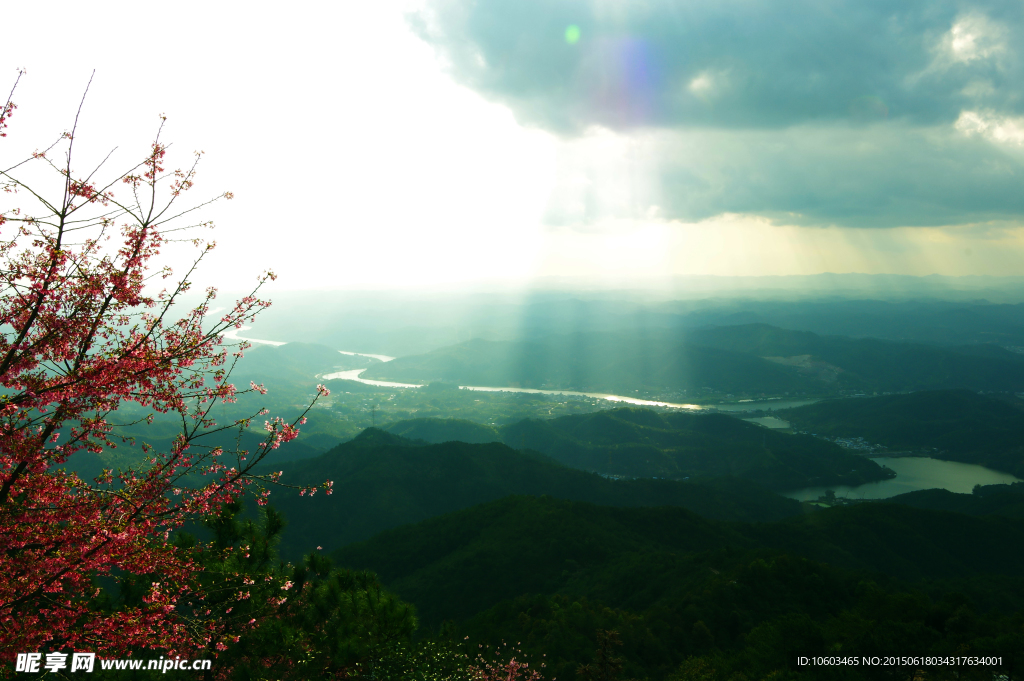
[{"left": 0, "top": 75, "right": 331, "bottom": 661}]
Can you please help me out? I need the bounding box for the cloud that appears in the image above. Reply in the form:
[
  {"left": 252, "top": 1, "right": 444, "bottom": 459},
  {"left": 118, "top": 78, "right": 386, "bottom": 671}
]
[
  {"left": 542, "top": 122, "right": 1024, "bottom": 229},
  {"left": 413, "top": 0, "right": 1024, "bottom": 228},
  {"left": 412, "top": 0, "right": 1024, "bottom": 131},
  {"left": 939, "top": 13, "right": 1008, "bottom": 66},
  {"left": 955, "top": 110, "right": 1024, "bottom": 145}
]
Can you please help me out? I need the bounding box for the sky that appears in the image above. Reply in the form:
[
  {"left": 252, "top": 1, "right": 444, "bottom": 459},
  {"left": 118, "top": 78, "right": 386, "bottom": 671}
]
[{"left": 3, "top": 0, "right": 1024, "bottom": 292}]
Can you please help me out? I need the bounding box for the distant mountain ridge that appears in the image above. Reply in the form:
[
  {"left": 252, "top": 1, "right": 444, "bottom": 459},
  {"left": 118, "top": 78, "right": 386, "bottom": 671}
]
[
  {"left": 214, "top": 283, "right": 1024, "bottom": 358},
  {"left": 360, "top": 332, "right": 820, "bottom": 394},
  {"left": 362, "top": 324, "right": 1024, "bottom": 394},
  {"left": 380, "top": 407, "right": 891, "bottom": 491},
  {"left": 560, "top": 407, "right": 880, "bottom": 489}
]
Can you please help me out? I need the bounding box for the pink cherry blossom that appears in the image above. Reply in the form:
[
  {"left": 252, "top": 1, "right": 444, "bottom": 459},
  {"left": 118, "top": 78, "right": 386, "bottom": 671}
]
[{"left": 0, "top": 75, "right": 332, "bottom": 660}]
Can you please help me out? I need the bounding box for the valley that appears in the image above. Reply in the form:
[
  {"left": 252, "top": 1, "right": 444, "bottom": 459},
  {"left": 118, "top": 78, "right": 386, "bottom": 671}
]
[{"left": 59, "top": 295, "right": 1024, "bottom": 680}]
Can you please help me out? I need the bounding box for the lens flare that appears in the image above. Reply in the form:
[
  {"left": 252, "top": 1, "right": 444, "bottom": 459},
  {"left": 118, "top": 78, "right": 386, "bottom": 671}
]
[
  {"left": 577, "top": 37, "right": 661, "bottom": 127},
  {"left": 565, "top": 25, "right": 581, "bottom": 44}
]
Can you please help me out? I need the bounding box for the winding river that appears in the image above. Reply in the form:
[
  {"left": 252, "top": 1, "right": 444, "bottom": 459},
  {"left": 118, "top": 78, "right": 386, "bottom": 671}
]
[
  {"left": 323, "top": 366, "right": 710, "bottom": 410},
  {"left": 221, "top": 327, "right": 787, "bottom": 411}
]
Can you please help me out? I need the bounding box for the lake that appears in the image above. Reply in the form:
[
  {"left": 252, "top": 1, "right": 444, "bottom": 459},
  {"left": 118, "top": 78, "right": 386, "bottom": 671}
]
[
  {"left": 743, "top": 416, "right": 791, "bottom": 429},
  {"left": 784, "top": 456, "right": 1023, "bottom": 501}
]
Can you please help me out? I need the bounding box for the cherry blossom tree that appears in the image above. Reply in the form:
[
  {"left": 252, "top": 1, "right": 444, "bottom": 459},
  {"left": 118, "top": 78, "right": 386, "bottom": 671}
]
[{"left": 0, "top": 71, "right": 330, "bottom": 661}]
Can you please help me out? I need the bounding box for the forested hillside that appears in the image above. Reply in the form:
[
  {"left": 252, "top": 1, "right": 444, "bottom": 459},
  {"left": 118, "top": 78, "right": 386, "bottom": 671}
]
[
  {"left": 261, "top": 429, "right": 801, "bottom": 558},
  {"left": 333, "top": 495, "right": 1024, "bottom": 680},
  {"left": 781, "top": 390, "right": 1024, "bottom": 476},
  {"left": 884, "top": 482, "right": 1024, "bottom": 518},
  {"left": 384, "top": 407, "right": 892, "bottom": 491}
]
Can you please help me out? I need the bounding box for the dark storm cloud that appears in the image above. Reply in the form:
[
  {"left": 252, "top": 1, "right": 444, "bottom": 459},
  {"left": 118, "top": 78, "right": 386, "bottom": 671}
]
[
  {"left": 412, "top": 0, "right": 1023, "bottom": 131},
  {"left": 413, "top": 0, "right": 1024, "bottom": 228},
  {"left": 544, "top": 124, "right": 1024, "bottom": 228}
]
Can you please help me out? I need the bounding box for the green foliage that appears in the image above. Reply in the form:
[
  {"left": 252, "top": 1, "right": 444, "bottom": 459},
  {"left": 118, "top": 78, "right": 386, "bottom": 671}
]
[
  {"left": 333, "top": 496, "right": 743, "bottom": 625},
  {"left": 576, "top": 630, "right": 639, "bottom": 681},
  {"left": 358, "top": 640, "right": 479, "bottom": 681},
  {"left": 748, "top": 502, "right": 1024, "bottom": 584},
  {"left": 332, "top": 495, "right": 1024, "bottom": 627},
  {"left": 456, "top": 549, "right": 1024, "bottom": 681},
  {"left": 154, "top": 504, "right": 429, "bottom": 680},
  {"left": 462, "top": 596, "right": 660, "bottom": 681}
]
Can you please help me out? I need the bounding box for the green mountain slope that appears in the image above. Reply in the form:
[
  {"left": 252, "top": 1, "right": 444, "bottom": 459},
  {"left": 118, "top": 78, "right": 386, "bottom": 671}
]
[
  {"left": 456, "top": 540, "right": 1023, "bottom": 681},
  {"left": 496, "top": 407, "right": 891, "bottom": 491},
  {"left": 383, "top": 407, "right": 890, "bottom": 491},
  {"left": 260, "top": 429, "right": 801, "bottom": 558},
  {"left": 332, "top": 495, "right": 1024, "bottom": 626},
  {"left": 333, "top": 496, "right": 744, "bottom": 624},
  {"left": 780, "top": 389, "right": 1024, "bottom": 476},
  {"left": 883, "top": 483, "right": 1024, "bottom": 518}
]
